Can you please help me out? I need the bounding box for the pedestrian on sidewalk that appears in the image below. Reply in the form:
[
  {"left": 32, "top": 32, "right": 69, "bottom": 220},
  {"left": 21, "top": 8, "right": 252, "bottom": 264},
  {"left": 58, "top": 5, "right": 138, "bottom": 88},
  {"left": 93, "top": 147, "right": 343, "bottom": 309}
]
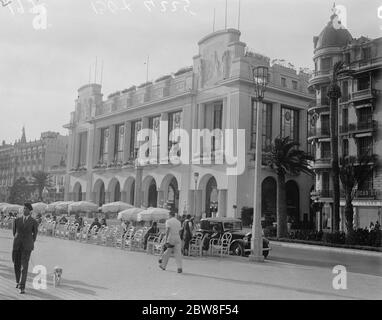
[
  {"left": 159, "top": 211, "right": 183, "bottom": 273},
  {"left": 182, "top": 214, "right": 193, "bottom": 256},
  {"left": 12, "top": 202, "right": 38, "bottom": 294}
]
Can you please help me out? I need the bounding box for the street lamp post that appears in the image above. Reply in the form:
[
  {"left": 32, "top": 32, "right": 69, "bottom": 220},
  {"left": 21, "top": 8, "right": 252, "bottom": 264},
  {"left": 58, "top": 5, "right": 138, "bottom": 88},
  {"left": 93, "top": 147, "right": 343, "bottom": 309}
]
[
  {"left": 193, "top": 172, "right": 199, "bottom": 218},
  {"left": 249, "top": 66, "right": 269, "bottom": 262}
]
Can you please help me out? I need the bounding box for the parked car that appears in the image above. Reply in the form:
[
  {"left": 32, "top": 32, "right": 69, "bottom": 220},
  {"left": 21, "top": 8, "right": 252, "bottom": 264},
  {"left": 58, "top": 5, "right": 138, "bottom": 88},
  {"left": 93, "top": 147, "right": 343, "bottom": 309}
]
[{"left": 195, "top": 217, "right": 271, "bottom": 258}]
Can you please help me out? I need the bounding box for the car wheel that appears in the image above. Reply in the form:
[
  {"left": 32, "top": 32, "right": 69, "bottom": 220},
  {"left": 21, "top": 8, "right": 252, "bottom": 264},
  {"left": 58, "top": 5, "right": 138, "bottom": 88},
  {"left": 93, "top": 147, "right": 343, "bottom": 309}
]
[
  {"left": 263, "top": 250, "right": 269, "bottom": 259},
  {"left": 231, "top": 242, "right": 244, "bottom": 256}
]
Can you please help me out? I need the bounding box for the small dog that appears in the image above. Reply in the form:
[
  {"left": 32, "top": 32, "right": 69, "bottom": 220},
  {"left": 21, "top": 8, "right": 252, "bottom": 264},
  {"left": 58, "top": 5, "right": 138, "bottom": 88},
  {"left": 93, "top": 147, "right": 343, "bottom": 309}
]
[{"left": 53, "top": 266, "right": 63, "bottom": 287}]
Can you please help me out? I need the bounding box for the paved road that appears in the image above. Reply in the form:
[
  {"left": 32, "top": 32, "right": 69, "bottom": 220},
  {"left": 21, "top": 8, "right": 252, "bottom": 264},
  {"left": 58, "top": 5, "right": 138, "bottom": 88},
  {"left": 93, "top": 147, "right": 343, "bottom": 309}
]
[
  {"left": 268, "top": 243, "right": 382, "bottom": 277},
  {"left": 0, "top": 229, "right": 381, "bottom": 300}
]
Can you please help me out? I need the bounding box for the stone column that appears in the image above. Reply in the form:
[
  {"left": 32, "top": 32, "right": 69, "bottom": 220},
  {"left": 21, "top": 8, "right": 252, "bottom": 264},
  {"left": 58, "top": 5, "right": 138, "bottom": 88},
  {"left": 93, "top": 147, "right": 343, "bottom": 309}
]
[
  {"left": 134, "top": 167, "right": 143, "bottom": 207},
  {"left": 218, "top": 189, "right": 227, "bottom": 218},
  {"left": 121, "top": 191, "right": 127, "bottom": 203},
  {"left": 73, "top": 132, "right": 80, "bottom": 169},
  {"left": 195, "top": 190, "right": 203, "bottom": 220},
  {"left": 157, "top": 190, "right": 165, "bottom": 207}
]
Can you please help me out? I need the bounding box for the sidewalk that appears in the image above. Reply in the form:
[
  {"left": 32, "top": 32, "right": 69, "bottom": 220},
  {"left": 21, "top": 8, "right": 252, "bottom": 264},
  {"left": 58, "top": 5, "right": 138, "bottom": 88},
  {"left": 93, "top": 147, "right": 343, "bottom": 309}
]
[
  {"left": 270, "top": 241, "right": 382, "bottom": 257},
  {"left": 0, "top": 229, "right": 381, "bottom": 300}
]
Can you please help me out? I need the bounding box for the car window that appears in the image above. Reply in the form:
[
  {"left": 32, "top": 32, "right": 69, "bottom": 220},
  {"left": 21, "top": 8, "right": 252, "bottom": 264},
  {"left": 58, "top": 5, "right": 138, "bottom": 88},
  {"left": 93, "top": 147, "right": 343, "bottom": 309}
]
[{"left": 223, "top": 221, "right": 242, "bottom": 231}]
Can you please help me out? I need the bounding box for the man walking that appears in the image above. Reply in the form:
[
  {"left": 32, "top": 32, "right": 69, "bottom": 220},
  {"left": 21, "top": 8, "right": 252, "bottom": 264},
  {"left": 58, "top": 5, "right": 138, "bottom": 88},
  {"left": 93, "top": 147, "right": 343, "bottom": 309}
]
[
  {"left": 12, "top": 202, "right": 38, "bottom": 294},
  {"left": 159, "top": 212, "right": 183, "bottom": 273}
]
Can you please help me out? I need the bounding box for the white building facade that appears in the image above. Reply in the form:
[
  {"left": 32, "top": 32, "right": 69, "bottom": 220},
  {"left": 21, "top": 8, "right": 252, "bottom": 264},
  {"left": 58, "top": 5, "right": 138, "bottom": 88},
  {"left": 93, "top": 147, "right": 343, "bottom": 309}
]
[{"left": 64, "top": 29, "right": 314, "bottom": 225}]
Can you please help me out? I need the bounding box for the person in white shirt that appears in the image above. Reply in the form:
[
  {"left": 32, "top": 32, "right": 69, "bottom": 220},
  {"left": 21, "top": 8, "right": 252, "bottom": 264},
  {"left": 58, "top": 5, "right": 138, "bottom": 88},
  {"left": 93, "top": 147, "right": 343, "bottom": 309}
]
[{"left": 159, "top": 211, "right": 183, "bottom": 273}]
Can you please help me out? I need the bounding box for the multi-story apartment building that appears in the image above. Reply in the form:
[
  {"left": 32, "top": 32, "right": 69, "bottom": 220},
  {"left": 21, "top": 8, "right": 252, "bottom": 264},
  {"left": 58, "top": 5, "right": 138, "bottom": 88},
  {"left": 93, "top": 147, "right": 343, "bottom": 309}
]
[
  {"left": 0, "top": 141, "right": 15, "bottom": 202},
  {"left": 308, "top": 11, "right": 382, "bottom": 230},
  {"left": 64, "top": 28, "right": 314, "bottom": 225},
  {"left": 0, "top": 128, "right": 68, "bottom": 202}
]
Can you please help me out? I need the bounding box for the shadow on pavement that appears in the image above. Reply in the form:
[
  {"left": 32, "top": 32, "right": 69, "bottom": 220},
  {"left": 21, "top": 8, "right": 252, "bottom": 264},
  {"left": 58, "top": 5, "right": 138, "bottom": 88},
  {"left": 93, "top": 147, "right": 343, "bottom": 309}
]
[
  {"left": 178, "top": 271, "right": 363, "bottom": 300},
  {"left": 0, "top": 262, "right": 103, "bottom": 299}
]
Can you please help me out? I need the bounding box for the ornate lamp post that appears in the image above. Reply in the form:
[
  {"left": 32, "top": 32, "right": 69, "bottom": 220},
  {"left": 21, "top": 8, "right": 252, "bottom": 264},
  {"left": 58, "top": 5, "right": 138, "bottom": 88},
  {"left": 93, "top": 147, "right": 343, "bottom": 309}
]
[
  {"left": 193, "top": 172, "right": 199, "bottom": 218},
  {"left": 249, "top": 66, "right": 269, "bottom": 262}
]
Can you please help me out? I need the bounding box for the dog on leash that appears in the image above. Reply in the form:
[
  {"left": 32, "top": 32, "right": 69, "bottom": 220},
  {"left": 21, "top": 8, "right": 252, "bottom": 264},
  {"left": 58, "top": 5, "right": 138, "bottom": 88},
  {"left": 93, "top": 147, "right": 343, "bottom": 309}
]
[{"left": 53, "top": 266, "right": 63, "bottom": 287}]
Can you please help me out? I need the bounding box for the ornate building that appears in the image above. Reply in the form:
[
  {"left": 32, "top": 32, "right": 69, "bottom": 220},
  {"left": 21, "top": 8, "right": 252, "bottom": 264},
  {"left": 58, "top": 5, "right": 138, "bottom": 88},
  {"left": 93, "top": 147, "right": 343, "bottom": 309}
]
[
  {"left": 64, "top": 28, "right": 314, "bottom": 224},
  {"left": 0, "top": 128, "right": 68, "bottom": 202},
  {"left": 308, "top": 11, "right": 382, "bottom": 230}
]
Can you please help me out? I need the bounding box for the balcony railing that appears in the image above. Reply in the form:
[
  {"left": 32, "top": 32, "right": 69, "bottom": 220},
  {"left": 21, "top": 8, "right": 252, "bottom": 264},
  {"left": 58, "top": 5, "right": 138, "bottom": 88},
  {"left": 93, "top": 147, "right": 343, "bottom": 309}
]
[
  {"left": 340, "top": 120, "right": 377, "bottom": 134},
  {"left": 352, "top": 88, "right": 376, "bottom": 101},
  {"left": 308, "top": 127, "right": 330, "bottom": 138},
  {"left": 312, "top": 189, "right": 380, "bottom": 200}
]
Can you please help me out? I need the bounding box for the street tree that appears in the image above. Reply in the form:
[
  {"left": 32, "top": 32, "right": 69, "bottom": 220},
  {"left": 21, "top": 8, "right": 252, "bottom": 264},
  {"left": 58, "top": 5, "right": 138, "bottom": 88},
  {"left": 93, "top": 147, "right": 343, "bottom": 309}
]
[
  {"left": 31, "top": 171, "right": 52, "bottom": 201},
  {"left": 267, "top": 136, "right": 314, "bottom": 238},
  {"left": 339, "top": 154, "right": 378, "bottom": 236},
  {"left": 8, "top": 177, "right": 33, "bottom": 205}
]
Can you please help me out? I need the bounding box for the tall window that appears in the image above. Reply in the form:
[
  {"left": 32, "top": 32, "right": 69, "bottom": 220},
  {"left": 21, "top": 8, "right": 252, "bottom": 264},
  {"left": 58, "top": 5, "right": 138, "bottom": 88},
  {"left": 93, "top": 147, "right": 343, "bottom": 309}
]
[
  {"left": 342, "top": 81, "right": 349, "bottom": 101},
  {"left": 342, "top": 139, "right": 349, "bottom": 157},
  {"left": 251, "top": 101, "right": 273, "bottom": 152},
  {"left": 358, "top": 108, "right": 372, "bottom": 125},
  {"left": 280, "top": 106, "right": 299, "bottom": 142},
  {"left": 114, "top": 124, "right": 125, "bottom": 162},
  {"left": 292, "top": 80, "right": 298, "bottom": 90},
  {"left": 322, "top": 172, "right": 330, "bottom": 191},
  {"left": 321, "top": 86, "right": 329, "bottom": 105},
  {"left": 321, "top": 115, "right": 330, "bottom": 135},
  {"left": 362, "top": 47, "right": 371, "bottom": 60},
  {"left": 321, "top": 142, "right": 331, "bottom": 159},
  {"left": 149, "top": 116, "right": 160, "bottom": 161},
  {"left": 281, "top": 77, "right": 287, "bottom": 87},
  {"left": 130, "top": 120, "right": 142, "bottom": 159},
  {"left": 99, "top": 128, "right": 109, "bottom": 163},
  {"left": 78, "top": 132, "right": 88, "bottom": 166},
  {"left": 358, "top": 75, "right": 370, "bottom": 91},
  {"left": 168, "top": 111, "right": 182, "bottom": 153},
  {"left": 342, "top": 108, "right": 348, "bottom": 131},
  {"left": 321, "top": 57, "right": 332, "bottom": 70},
  {"left": 358, "top": 137, "right": 373, "bottom": 157}
]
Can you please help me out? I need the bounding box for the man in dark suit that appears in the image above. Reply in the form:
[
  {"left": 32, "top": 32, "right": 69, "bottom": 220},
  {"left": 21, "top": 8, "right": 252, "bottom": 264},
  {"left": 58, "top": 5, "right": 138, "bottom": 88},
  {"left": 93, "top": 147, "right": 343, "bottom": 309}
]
[{"left": 12, "top": 202, "right": 38, "bottom": 294}]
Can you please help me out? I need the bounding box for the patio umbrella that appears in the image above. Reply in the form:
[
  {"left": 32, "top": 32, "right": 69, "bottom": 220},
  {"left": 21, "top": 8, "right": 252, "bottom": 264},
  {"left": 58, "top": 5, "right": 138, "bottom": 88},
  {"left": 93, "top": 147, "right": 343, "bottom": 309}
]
[
  {"left": 46, "top": 201, "right": 62, "bottom": 213},
  {"left": 2, "top": 204, "right": 23, "bottom": 215},
  {"left": 117, "top": 207, "right": 144, "bottom": 221},
  {"left": 54, "top": 201, "right": 73, "bottom": 215},
  {"left": 101, "top": 201, "right": 134, "bottom": 214},
  {"left": 32, "top": 202, "right": 48, "bottom": 215},
  {"left": 138, "top": 207, "right": 170, "bottom": 222},
  {"left": 0, "top": 203, "right": 10, "bottom": 212},
  {"left": 68, "top": 201, "right": 98, "bottom": 214}
]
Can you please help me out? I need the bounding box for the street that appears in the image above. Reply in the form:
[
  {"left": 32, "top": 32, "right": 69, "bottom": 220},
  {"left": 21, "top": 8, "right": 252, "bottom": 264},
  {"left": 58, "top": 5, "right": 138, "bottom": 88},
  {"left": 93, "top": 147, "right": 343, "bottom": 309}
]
[{"left": 0, "top": 229, "right": 381, "bottom": 300}]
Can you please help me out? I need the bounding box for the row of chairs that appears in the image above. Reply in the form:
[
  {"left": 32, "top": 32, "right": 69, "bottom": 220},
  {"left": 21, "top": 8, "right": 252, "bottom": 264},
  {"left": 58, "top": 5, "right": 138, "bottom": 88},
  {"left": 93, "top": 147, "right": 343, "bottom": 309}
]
[
  {"left": 187, "top": 232, "right": 233, "bottom": 257},
  {"left": 37, "top": 219, "right": 165, "bottom": 255}
]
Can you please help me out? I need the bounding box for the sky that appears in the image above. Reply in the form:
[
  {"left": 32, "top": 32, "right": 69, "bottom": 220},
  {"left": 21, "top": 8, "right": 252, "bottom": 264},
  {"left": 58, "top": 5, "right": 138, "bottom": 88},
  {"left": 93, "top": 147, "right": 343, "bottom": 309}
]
[{"left": 0, "top": 0, "right": 381, "bottom": 144}]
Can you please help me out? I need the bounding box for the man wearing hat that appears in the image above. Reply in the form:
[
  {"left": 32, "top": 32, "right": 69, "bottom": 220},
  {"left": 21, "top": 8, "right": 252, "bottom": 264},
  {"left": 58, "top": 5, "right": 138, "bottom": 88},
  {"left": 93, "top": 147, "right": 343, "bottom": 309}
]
[{"left": 12, "top": 202, "right": 38, "bottom": 294}]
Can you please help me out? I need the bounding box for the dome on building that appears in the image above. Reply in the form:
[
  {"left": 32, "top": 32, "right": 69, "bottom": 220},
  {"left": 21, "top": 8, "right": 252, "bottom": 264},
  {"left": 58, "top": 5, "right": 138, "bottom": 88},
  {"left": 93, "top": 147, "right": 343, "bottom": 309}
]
[{"left": 315, "top": 13, "right": 353, "bottom": 50}]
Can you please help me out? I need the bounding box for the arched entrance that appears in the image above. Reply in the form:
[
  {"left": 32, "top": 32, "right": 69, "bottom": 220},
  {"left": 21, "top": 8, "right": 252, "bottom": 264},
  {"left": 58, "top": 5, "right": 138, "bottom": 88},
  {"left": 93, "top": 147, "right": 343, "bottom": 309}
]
[
  {"left": 286, "top": 180, "right": 300, "bottom": 225},
  {"left": 148, "top": 179, "right": 157, "bottom": 208},
  {"left": 114, "top": 182, "right": 121, "bottom": 202},
  {"left": 94, "top": 179, "right": 106, "bottom": 207},
  {"left": 205, "top": 177, "right": 218, "bottom": 218},
  {"left": 130, "top": 181, "right": 135, "bottom": 205},
  {"left": 261, "top": 177, "right": 277, "bottom": 227},
  {"left": 73, "top": 182, "right": 82, "bottom": 202},
  {"left": 167, "top": 177, "right": 179, "bottom": 214}
]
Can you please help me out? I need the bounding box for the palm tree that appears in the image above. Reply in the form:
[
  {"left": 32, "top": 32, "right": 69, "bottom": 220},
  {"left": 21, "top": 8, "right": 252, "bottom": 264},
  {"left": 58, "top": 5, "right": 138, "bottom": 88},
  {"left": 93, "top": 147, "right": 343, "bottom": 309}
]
[
  {"left": 339, "top": 154, "right": 378, "bottom": 236},
  {"left": 31, "top": 171, "right": 51, "bottom": 202},
  {"left": 267, "top": 136, "right": 314, "bottom": 238}
]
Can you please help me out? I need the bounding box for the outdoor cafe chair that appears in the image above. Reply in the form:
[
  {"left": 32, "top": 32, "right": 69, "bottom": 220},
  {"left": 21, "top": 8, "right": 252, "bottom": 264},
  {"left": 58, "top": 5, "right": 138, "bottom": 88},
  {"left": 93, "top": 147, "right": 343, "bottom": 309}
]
[
  {"left": 123, "top": 227, "right": 136, "bottom": 250},
  {"left": 146, "top": 232, "right": 164, "bottom": 255},
  {"left": 130, "top": 228, "right": 145, "bottom": 251},
  {"left": 210, "top": 233, "right": 232, "bottom": 257},
  {"left": 188, "top": 233, "right": 206, "bottom": 257}
]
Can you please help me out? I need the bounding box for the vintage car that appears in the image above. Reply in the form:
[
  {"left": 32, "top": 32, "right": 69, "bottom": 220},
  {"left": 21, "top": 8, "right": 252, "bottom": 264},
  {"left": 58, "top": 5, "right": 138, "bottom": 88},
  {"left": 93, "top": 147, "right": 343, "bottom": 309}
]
[{"left": 195, "top": 217, "right": 271, "bottom": 258}]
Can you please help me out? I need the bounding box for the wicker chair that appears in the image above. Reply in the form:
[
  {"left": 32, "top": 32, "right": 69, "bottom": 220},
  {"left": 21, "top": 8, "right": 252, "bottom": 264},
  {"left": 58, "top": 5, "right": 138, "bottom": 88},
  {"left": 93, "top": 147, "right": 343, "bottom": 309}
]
[{"left": 210, "top": 233, "right": 232, "bottom": 257}]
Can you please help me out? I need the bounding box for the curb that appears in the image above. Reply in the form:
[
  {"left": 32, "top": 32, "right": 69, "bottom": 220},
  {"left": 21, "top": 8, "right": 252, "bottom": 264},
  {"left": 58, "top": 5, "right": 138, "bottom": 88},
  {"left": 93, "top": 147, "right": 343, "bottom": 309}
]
[{"left": 269, "top": 241, "right": 382, "bottom": 257}]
